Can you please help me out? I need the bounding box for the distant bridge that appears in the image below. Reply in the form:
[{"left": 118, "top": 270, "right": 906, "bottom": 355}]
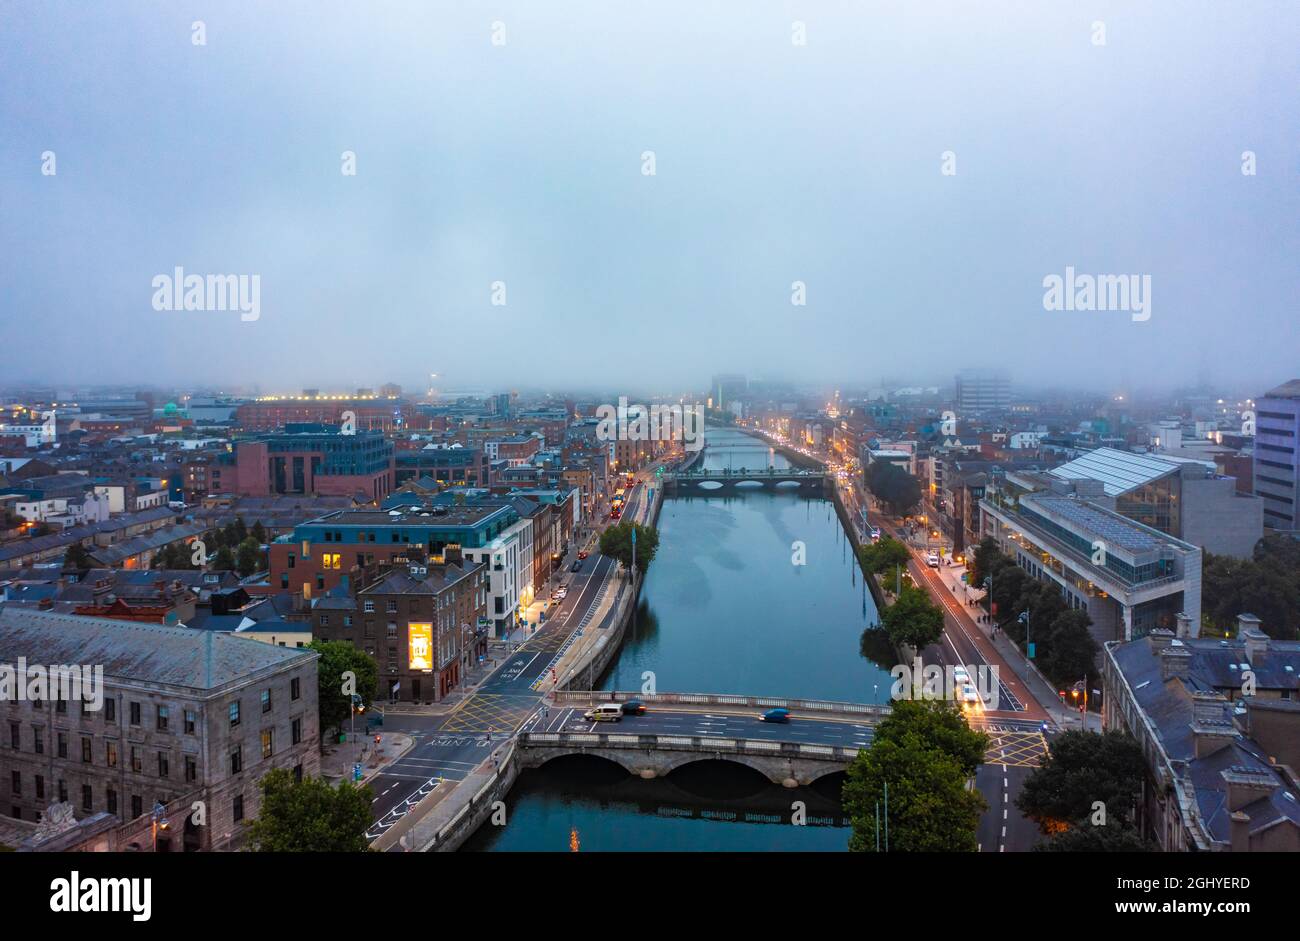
[{"left": 662, "top": 466, "right": 828, "bottom": 494}]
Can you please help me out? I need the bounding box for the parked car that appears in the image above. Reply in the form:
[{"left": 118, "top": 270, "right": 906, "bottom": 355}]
[
  {"left": 758, "top": 708, "right": 791, "bottom": 723},
  {"left": 621, "top": 699, "right": 647, "bottom": 716}
]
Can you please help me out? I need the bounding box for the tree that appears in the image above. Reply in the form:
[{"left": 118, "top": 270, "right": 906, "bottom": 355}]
[
  {"left": 844, "top": 731, "right": 986, "bottom": 852},
  {"left": 865, "top": 462, "right": 921, "bottom": 517},
  {"left": 1201, "top": 535, "right": 1300, "bottom": 639},
  {"left": 62, "top": 542, "right": 92, "bottom": 572},
  {"left": 246, "top": 768, "right": 373, "bottom": 852},
  {"left": 859, "top": 536, "right": 910, "bottom": 575},
  {"left": 235, "top": 536, "right": 264, "bottom": 577},
  {"left": 309, "top": 639, "right": 378, "bottom": 737},
  {"left": 1041, "top": 609, "right": 1100, "bottom": 687},
  {"left": 968, "top": 537, "right": 1005, "bottom": 593},
  {"left": 880, "top": 585, "right": 945, "bottom": 649},
  {"left": 598, "top": 521, "right": 659, "bottom": 574},
  {"left": 211, "top": 545, "right": 237, "bottom": 572},
  {"left": 251, "top": 520, "right": 267, "bottom": 544},
  {"left": 1016, "top": 730, "right": 1145, "bottom": 833},
  {"left": 873, "top": 699, "right": 988, "bottom": 777},
  {"left": 1034, "top": 824, "right": 1155, "bottom": 852}
]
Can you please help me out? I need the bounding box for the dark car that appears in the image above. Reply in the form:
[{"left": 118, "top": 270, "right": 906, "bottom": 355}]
[
  {"left": 570, "top": 560, "right": 583, "bottom": 572},
  {"left": 621, "top": 699, "right": 647, "bottom": 716},
  {"left": 758, "top": 708, "right": 791, "bottom": 723}
]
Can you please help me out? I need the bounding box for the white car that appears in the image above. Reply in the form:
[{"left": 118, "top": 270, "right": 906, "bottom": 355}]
[
  {"left": 960, "top": 684, "right": 982, "bottom": 709},
  {"left": 926, "top": 552, "right": 940, "bottom": 567}
]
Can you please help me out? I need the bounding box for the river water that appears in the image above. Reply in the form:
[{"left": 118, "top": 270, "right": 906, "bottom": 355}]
[{"left": 464, "top": 427, "right": 891, "bottom": 851}]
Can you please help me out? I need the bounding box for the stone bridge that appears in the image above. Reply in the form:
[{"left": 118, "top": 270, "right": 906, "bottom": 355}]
[
  {"left": 662, "top": 467, "right": 828, "bottom": 494},
  {"left": 516, "top": 731, "right": 858, "bottom": 787}
]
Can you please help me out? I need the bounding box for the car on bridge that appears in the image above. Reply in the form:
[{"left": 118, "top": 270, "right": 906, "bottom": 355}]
[
  {"left": 621, "top": 699, "right": 647, "bottom": 716},
  {"left": 758, "top": 707, "right": 791, "bottom": 723},
  {"left": 584, "top": 703, "right": 624, "bottom": 722}
]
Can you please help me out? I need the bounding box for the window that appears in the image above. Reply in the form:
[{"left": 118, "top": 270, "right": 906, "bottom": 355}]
[
  {"left": 157, "top": 752, "right": 169, "bottom": 778},
  {"left": 229, "top": 701, "right": 240, "bottom": 727},
  {"left": 131, "top": 795, "right": 143, "bottom": 819},
  {"left": 290, "top": 678, "right": 301, "bottom": 701},
  {"left": 232, "top": 793, "right": 244, "bottom": 823},
  {"left": 157, "top": 705, "right": 169, "bottom": 731},
  {"left": 344, "top": 615, "right": 353, "bottom": 628},
  {"left": 184, "top": 756, "right": 197, "bottom": 783},
  {"left": 184, "top": 710, "right": 196, "bottom": 735},
  {"left": 387, "top": 622, "right": 397, "bottom": 637},
  {"left": 261, "top": 689, "right": 272, "bottom": 713},
  {"left": 82, "top": 785, "right": 92, "bottom": 812},
  {"left": 291, "top": 717, "right": 302, "bottom": 746},
  {"left": 319, "top": 614, "right": 329, "bottom": 627},
  {"left": 9, "top": 723, "right": 18, "bottom": 750},
  {"left": 81, "top": 737, "right": 92, "bottom": 763},
  {"left": 129, "top": 701, "right": 141, "bottom": 725},
  {"left": 363, "top": 600, "right": 375, "bottom": 613},
  {"left": 105, "top": 699, "right": 116, "bottom": 722},
  {"left": 56, "top": 732, "right": 67, "bottom": 759},
  {"left": 58, "top": 780, "right": 67, "bottom": 803},
  {"left": 55, "top": 698, "right": 67, "bottom": 715},
  {"left": 230, "top": 746, "right": 242, "bottom": 775},
  {"left": 261, "top": 729, "right": 273, "bottom": 759},
  {"left": 293, "top": 764, "right": 303, "bottom": 783},
  {"left": 10, "top": 771, "right": 19, "bottom": 796},
  {"left": 34, "top": 775, "right": 44, "bottom": 800},
  {"left": 131, "top": 747, "right": 142, "bottom": 773},
  {"left": 106, "top": 742, "right": 118, "bottom": 768},
  {"left": 107, "top": 789, "right": 117, "bottom": 815}
]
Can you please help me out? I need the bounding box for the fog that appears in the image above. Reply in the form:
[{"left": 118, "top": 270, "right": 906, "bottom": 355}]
[{"left": 1, "top": 1, "right": 1296, "bottom": 394}]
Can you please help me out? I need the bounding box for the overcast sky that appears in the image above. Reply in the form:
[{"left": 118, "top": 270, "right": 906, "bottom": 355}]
[{"left": 1, "top": 1, "right": 1296, "bottom": 397}]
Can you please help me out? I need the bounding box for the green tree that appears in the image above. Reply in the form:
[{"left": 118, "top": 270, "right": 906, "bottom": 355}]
[
  {"left": 1016, "top": 730, "right": 1145, "bottom": 833},
  {"left": 62, "top": 542, "right": 92, "bottom": 572},
  {"left": 865, "top": 462, "right": 921, "bottom": 517},
  {"left": 873, "top": 699, "right": 988, "bottom": 777},
  {"left": 235, "top": 536, "right": 264, "bottom": 577},
  {"left": 251, "top": 520, "right": 267, "bottom": 544},
  {"left": 211, "top": 545, "right": 237, "bottom": 572},
  {"left": 598, "top": 521, "right": 659, "bottom": 574},
  {"left": 1201, "top": 536, "right": 1300, "bottom": 639},
  {"left": 859, "top": 536, "right": 910, "bottom": 575},
  {"left": 1040, "top": 609, "right": 1100, "bottom": 687},
  {"left": 246, "top": 768, "right": 373, "bottom": 852},
  {"left": 844, "top": 731, "right": 986, "bottom": 852},
  {"left": 309, "top": 639, "right": 379, "bottom": 737},
  {"left": 1034, "top": 823, "right": 1155, "bottom": 852},
  {"left": 880, "top": 585, "right": 945, "bottom": 649}
]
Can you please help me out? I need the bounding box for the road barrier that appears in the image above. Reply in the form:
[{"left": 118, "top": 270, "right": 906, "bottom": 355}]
[
  {"left": 550, "top": 689, "right": 891, "bottom": 720},
  {"left": 517, "top": 730, "right": 860, "bottom": 761}
]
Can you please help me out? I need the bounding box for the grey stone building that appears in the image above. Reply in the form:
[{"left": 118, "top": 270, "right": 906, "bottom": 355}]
[{"left": 0, "top": 607, "right": 320, "bottom": 851}]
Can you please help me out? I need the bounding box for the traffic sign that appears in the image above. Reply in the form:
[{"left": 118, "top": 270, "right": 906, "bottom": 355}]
[{"left": 1027, "top": 642, "right": 1036, "bottom": 659}]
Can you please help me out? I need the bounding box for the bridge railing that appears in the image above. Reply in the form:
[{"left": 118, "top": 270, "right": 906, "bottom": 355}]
[
  {"left": 551, "top": 689, "right": 891, "bottom": 720},
  {"left": 664, "top": 467, "right": 824, "bottom": 479},
  {"left": 518, "top": 731, "right": 861, "bottom": 761}
]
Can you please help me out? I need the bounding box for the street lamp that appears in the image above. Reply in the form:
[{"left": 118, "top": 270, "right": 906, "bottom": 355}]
[
  {"left": 151, "top": 801, "right": 170, "bottom": 852},
  {"left": 1018, "top": 610, "right": 1033, "bottom": 658}
]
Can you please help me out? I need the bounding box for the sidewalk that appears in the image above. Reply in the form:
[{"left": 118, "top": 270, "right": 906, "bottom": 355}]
[{"left": 320, "top": 730, "right": 415, "bottom": 786}]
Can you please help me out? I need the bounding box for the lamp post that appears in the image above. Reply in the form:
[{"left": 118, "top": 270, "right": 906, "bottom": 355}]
[
  {"left": 151, "top": 800, "right": 170, "bottom": 852},
  {"left": 1018, "top": 609, "right": 1032, "bottom": 658}
]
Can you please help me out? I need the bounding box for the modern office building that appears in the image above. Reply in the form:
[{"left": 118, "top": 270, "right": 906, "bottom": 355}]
[
  {"left": 1253, "top": 379, "right": 1300, "bottom": 531},
  {"left": 0, "top": 608, "right": 320, "bottom": 851},
  {"left": 395, "top": 446, "right": 491, "bottom": 488},
  {"left": 981, "top": 471, "right": 1201, "bottom": 646},
  {"left": 954, "top": 369, "right": 1010, "bottom": 415},
  {"left": 1102, "top": 617, "right": 1300, "bottom": 851},
  {"left": 1048, "top": 447, "right": 1263, "bottom": 558}
]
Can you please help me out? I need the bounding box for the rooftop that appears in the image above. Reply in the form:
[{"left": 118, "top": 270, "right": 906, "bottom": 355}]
[
  {"left": 0, "top": 607, "right": 316, "bottom": 690},
  {"left": 1049, "top": 446, "right": 1211, "bottom": 497}
]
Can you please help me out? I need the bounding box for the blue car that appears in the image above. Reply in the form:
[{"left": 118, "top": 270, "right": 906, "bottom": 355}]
[{"left": 758, "top": 708, "right": 791, "bottom": 723}]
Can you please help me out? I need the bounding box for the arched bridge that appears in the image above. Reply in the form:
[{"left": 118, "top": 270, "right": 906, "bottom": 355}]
[
  {"left": 520, "top": 691, "right": 887, "bottom": 786},
  {"left": 662, "top": 466, "right": 828, "bottom": 494}
]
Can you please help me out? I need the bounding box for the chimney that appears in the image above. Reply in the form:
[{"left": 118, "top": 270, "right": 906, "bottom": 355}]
[
  {"left": 1175, "top": 611, "right": 1196, "bottom": 639},
  {"left": 1238, "top": 617, "right": 1267, "bottom": 663},
  {"left": 1191, "top": 691, "right": 1235, "bottom": 758},
  {"left": 1221, "top": 767, "right": 1276, "bottom": 813},
  {"left": 1147, "top": 628, "right": 1175, "bottom": 652},
  {"left": 1229, "top": 811, "right": 1251, "bottom": 852},
  {"left": 1160, "top": 642, "right": 1192, "bottom": 682}
]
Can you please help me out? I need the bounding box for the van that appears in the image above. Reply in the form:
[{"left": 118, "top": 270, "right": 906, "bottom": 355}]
[{"left": 584, "top": 703, "right": 623, "bottom": 723}]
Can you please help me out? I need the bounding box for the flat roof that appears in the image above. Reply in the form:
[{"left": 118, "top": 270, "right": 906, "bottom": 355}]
[{"left": 1049, "top": 446, "right": 1210, "bottom": 497}]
